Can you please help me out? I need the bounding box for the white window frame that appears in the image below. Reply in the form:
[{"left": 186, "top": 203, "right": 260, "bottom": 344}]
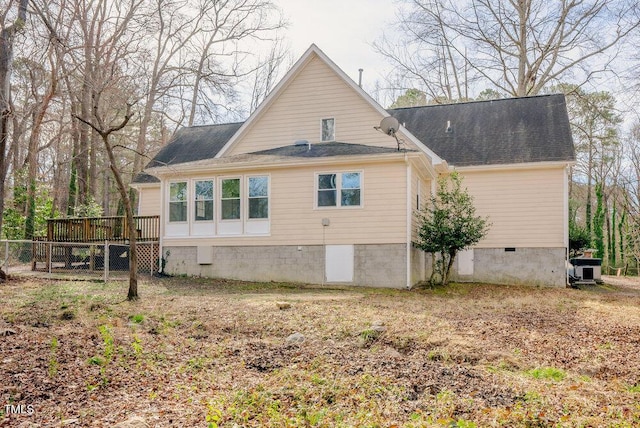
[
  {"left": 219, "top": 176, "right": 242, "bottom": 222},
  {"left": 321, "top": 118, "right": 335, "bottom": 142},
  {"left": 168, "top": 180, "right": 188, "bottom": 223},
  {"left": 246, "top": 175, "right": 270, "bottom": 221},
  {"left": 193, "top": 179, "right": 215, "bottom": 222},
  {"left": 218, "top": 176, "right": 243, "bottom": 236},
  {"left": 315, "top": 171, "right": 363, "bottom": 209},
  {"left": 163, "top": 174, "right": 273, "bottom": 238},
  {"left": 191, "top": 178, "right": 215, "bottom": 237},
  {"left": 245, "top": 175, "right": 270, "bottom": 235}
]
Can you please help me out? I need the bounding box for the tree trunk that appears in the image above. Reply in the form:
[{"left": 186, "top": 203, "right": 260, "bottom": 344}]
[
  {"left": 0, "top": 113, "right": 8, "bottom": 238},
  {"left": 76, "top": 80, "right": 91, "bottom": 207},
  {"left": 77, "top": 104, "right": 137, "bottom": 300},
  {"left": 443, "top": 250, "right": 456, "bottom": 286},
  {"left": 25, "top": 62, "right": 56, "bottom": 238},
  {"left": 108, "top": 158, "right": 138, "bottom": 300},
  {"left": 610, "top": 205, "right": 616, "bottom": 266},
  {"left": 0, "top": 0, "right": 29, "bottom": 243},
  {"left": 586, "top": 156, "right": 593, "bottom": 241},
  {"left": 428, "top": 253, "right": 437, "bottom": 286}
]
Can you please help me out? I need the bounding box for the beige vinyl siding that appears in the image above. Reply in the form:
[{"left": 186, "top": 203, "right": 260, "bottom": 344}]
[
  {"left": 459, "top": 166, "right": 566, "bottom": 248},
  {"left": 225, "top": 55, "right": 404, "bottom": 156},
  {"left": 410, "top": 161, "right": 432, "bottom": 243},
  {"left": 137, "top": 186, "right": 161, "bottom": 216},
  {"left": 163, "top": 160, "right": 408, "bottom": 246}
]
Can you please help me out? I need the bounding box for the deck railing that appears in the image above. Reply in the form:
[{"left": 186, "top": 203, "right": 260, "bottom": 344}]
[{"left": 44, "top": 216, "right": 159, "bottom": 243}]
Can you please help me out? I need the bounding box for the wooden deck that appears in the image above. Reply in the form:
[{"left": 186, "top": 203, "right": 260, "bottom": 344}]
[
  {"left": 31, "top": 216, "right": 160, "bottom": 272},
  {"left": 44, "top": 216, "right": 159, "bottom": 243}
]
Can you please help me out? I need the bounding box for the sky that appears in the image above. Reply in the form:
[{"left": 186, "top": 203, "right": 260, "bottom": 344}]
[{"left": 274, "top": 0, "right": 396, "bottom": 88}]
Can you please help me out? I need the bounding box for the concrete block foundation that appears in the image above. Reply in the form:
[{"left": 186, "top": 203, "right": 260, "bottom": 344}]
[
  {"left": 163, "top": 245, "right": 567, "bottom": 288},
  {"left": 163, "top": 244, "right": 408, "bottom": 288},
  {"left": 411, "top": 247, "right": 567, "bottom": 287}
]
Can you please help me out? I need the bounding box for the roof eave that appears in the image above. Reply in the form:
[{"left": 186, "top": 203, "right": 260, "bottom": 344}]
[
  {"left": 146, "top": 151, "right": 424, "bottom": 177},
  {"left": 450, "top": 159, "right": 575, "bottom": 172},
  {"left": 130, "top": 181, "right": 160, "bottom": 189}
]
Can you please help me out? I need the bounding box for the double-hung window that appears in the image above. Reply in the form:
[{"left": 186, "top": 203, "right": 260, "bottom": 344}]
[
  {"left": 248, "top": 176, "right": 269, "bottom": 219},
  {"left": 194, "top": 180, "right": 214, "bottom": 221},
  {"left": 221, "top": 178, "right": 241, "bottom": 220},
  {"left": 169, "top": 181, "right": 187, "bottom": 222},
  {"left": 317, "top": 172, "right": 361, "bottom": 208}
]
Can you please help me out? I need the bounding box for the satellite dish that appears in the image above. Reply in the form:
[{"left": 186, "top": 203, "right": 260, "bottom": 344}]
[{"left": 379, "top": 116, "right": 400, "bottom": 135}]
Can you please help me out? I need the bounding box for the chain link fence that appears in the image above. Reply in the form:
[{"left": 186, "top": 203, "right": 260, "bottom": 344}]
[{"left": 0, "top": 240, "right": 159, "bottom": 281}]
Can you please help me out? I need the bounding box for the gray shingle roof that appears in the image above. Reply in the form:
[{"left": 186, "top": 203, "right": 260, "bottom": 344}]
[
  {"left": 145, "top": 122, "right": 243, "bottom": 168},
  {"left": 250, "top": 142, "right": 410, "bottom": 158},
  {"left": 134, "top": 94, "right": 575, "bottom": 183},
  {"left": 133, "top": 122, "right": 243, "bottom": 183},
  {"left": 132, "top": 172, "right": 160, "bottom": 184},
  {"left": 389, "top": 93, "right": 575, "bottom": 166}
]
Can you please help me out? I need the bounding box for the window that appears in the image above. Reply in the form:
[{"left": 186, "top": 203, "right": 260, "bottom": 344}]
[
  {"left": 221, "top": 178, "right": 241, "bottom": 220},
  {"left": 318, "top": 174, "right": 337, "bottom": 207},
  {"left": 317, "top": 172, "right": 361, "bottom": 207},
  {"left": 248, "top": 176, "right": 269, "bottom": 219},
  {"left": 341, "top": 172, "right": 361, "bottom": 206},
  {"left": 321, "top": 118, "right": 335, "bottom": 142},
  {"left": 194, "top": 180, "right": 214, "bottom": 221},
  {"left": 169, "top": 181, "right": 187, "bottom": 222}
]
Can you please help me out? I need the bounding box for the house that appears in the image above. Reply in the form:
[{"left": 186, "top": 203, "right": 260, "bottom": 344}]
[{"left": 131, "top": 44, "right": 575, "bottom": 288}]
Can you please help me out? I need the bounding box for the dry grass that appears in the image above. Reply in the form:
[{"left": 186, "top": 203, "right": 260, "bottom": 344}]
[{"left": 1, "top": 275, "right": 640, "bottom": 427}]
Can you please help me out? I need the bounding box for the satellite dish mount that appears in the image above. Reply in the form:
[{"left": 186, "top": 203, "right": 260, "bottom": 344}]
[{"left": 375, "top": 116, "right": 404, "bottom": 151}]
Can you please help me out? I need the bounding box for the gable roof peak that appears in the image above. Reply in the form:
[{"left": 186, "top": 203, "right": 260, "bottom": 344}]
[{"left": 213, "top": 43, "right": 444, "bottom": 164}]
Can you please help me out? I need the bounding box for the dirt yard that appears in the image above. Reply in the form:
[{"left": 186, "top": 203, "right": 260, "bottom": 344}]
[{"left": 1, "top": 275, "right": 639, "bottom": 427}]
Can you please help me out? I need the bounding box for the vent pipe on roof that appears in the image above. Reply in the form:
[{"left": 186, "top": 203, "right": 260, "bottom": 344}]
[
  {"left": 358, "top": 68, "right": 363, "bottom": 87},
  {"left": 295, "top": 139, "right": 311, "bottom": 151},
  {"left": 445, "top": 120, "right": 452, "bottom": 133}
]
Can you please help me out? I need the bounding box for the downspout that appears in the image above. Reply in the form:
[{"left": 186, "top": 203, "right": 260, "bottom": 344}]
[
  {"left": 405, "top": 154, "right": 412, "bottom": 289},
  {"left": 564, "top": 163, "right": 570, "bottom": 286}
]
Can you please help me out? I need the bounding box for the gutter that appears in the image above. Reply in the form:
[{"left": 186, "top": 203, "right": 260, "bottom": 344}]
[
  {"left": 450, "top": 160, "right": 576, "bottom": 173},
  {"left": 147, "top": 152, "right": 421, "bottom": 177},
  {"left": 564, "top": 163, "right": 570, "bottom": 287},
  {"left": 158, "top": 180, "right": 165, "bottom": 274}
]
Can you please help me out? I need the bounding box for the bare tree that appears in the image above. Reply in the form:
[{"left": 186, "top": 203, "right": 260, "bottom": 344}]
[
  {"left": 185, "top": 0, "right": 286, "bottom": 126},
  {"left": 0, "top": 0, "right": 28, "bottom": 251},
  {"left": 75, "top": 101, "right": 138, "bottom": 300},
  {"left": 38, "top": 0, "right": 145, "bottom": 212},
  {"left": 128, "top": 0, "right": 286, "bottom": 211},
  {"left": 248, "top": 38, "right": 290, "bottom": 114},
  {"left": 130, "top": 0, "right": 197, "bottom": 191},
  {"left": 378, "top": 0, "right": 640, "bottom": 100}
]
